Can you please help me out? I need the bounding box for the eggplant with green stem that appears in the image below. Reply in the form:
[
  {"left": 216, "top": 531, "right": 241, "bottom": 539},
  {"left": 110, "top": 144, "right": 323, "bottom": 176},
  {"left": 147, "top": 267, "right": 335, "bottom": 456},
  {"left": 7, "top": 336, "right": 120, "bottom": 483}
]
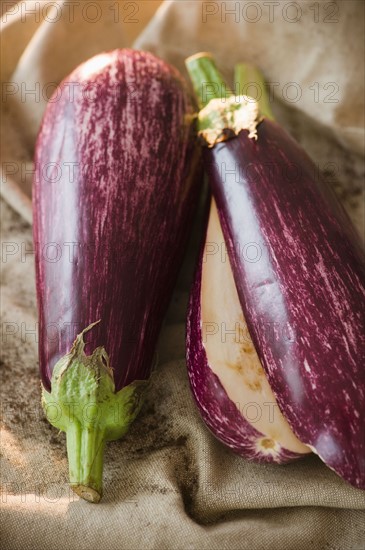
[
  {"left": 34, "top": 49, "right": 202, "bottom": 502},
  {"left": 186, "top": 53, "right": 365, "bottom": 488}
]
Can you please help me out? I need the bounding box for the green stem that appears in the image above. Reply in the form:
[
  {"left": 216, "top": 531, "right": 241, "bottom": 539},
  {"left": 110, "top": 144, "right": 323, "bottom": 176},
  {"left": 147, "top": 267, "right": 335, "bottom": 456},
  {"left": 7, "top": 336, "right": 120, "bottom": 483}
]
[
  {"left": 185, "top": 52, "right": 233, "bottom": 108},
  {"left": 42, "top": 322, "right": 146, "bottom": 503},
  {"left": 67, "top": 422, "right": 105, "bottom": 503},
  {"left": 185, "top": 53, "right": 262, "bottom": 146},
  {"left": 234, "top": 63, "right": 274, "bottom": 120}
]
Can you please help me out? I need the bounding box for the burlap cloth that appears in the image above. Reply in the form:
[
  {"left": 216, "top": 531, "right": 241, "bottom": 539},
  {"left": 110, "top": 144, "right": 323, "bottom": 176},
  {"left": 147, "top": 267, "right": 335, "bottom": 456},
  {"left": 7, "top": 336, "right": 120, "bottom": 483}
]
[{"left": 1, "top": 2, "right": 364, "bottom": 549}]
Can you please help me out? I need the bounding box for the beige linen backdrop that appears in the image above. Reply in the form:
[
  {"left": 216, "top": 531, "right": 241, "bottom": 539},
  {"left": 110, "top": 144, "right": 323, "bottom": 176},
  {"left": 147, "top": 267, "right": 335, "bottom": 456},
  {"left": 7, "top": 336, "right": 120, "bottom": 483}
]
[{"left": 1, "top": 1, "right": 364, "bottom": 549}]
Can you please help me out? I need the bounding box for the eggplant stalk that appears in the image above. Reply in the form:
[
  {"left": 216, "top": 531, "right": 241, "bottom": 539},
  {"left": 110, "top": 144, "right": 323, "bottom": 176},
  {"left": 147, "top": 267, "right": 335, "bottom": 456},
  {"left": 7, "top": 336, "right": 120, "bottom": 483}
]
[
  {"left": 234, "top": 63, "right": 274, "bottom": 120},
  {"left": 42, "top": 323, "right": 145, "bottom": 502},
  {"left": 185, "top": 52, "right": 230, "bottom": 108},
  {"left": 185, "top": 54, "right": 262, "bottom": 146}
]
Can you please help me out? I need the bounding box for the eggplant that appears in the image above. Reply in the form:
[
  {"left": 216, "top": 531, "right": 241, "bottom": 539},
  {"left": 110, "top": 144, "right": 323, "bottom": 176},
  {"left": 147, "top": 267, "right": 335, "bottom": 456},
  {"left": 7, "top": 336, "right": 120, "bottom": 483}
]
[
  {"left": 185, "top": 53, "right": 365, "bottom": 489},
  {"left": 187, "top": 198, "right": 311, "bottom": 463},
  {"left": 187, "top": 65, "right": 309, "bottom": 462},
  {"left": 33, "top": 49, "right": 201, "bottom": 502}
]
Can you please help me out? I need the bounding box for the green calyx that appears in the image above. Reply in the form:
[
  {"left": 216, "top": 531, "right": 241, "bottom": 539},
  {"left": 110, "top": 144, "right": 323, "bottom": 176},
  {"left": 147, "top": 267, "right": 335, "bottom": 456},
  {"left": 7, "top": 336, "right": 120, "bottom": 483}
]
[
  {"left": 42, "top": 321, "right": 146, "bottom": 503},
  {"left": 185, "top": 53, "right": 274, "bottom": 147},
  {"left": 196, "top": 95, "right": 262, "bottom": 147}
]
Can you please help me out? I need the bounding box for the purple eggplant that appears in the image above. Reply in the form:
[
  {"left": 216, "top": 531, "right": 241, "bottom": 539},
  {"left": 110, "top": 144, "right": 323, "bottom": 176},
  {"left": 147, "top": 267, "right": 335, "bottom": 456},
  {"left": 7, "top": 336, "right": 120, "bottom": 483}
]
[
  {"left": 186, "top": 64, "right": 310, "bottom": 463},
  {"left": 33, "top": 49, "right": 201, "bottom": 502},
  {"left": 187, "top": 198, "right": 311, "bottom": 463},
  {"left": 185, "top": 53, "right": 365, "bottom": 489}
]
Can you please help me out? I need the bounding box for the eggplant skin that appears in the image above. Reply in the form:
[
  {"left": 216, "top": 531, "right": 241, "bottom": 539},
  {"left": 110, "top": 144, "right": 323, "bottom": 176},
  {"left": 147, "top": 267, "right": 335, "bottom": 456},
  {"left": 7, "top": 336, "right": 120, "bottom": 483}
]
[
  {"left": 33, "top": 49, "right": 201, "bottom": 393},
  {"left": 186, "top": 243, "right": 304, "bottom": 464},
  {"left": 204, "top": 120, "right": 365, "bottom": 488}
]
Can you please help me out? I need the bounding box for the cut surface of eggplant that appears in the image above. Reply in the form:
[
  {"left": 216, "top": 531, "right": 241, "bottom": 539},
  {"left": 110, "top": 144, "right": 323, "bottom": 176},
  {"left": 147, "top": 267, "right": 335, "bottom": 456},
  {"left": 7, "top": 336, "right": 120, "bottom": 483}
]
[{"left": 201, "top": 199, "right": 311, "bottom": 457}]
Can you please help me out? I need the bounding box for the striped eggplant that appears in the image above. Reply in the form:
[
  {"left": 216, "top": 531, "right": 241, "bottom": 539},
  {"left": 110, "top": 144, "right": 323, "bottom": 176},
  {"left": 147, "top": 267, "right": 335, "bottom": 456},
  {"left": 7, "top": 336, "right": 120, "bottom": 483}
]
[
  {"left": 186, "top": 53, "right": 365, "bottom": 489},
  {"left": 33, "top": 49, "right": 201, "bottom": 502},
  {"left": 187, "top": 198, "right": 311, "bottom": 463}
]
